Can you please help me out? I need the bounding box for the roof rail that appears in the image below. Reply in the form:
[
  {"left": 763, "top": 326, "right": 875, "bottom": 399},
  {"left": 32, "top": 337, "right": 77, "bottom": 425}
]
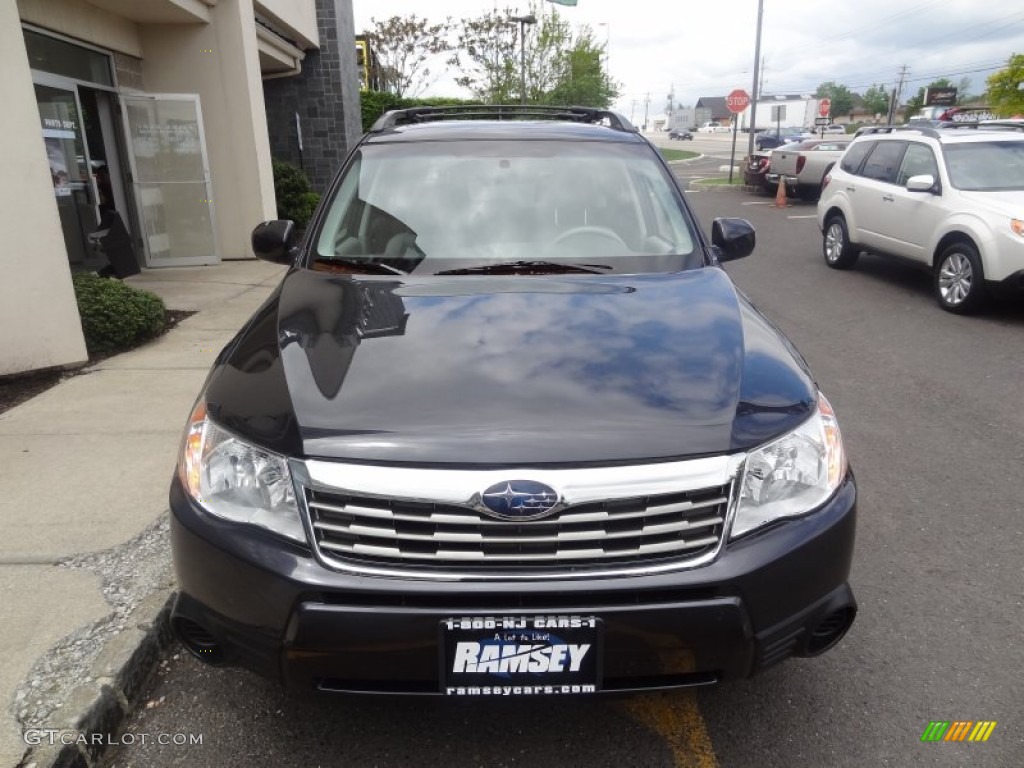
[
  {"left": 369, "top": 104, "right": 638, "bottom": 134},
  {"left": 854, "top": 124, "right": 941, "bottom": 139}
]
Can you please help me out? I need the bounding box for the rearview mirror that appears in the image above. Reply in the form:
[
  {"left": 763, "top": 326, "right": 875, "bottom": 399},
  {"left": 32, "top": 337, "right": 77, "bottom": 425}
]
[
  {"left": 711, "top": 217, "right": 756, "bottom": 262},
  {"left": 251, "top": 220, "right": 296, "bottom": 264}
]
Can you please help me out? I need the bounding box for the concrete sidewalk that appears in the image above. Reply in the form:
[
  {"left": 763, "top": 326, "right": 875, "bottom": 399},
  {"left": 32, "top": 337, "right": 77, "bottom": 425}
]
[{"left": 0, "top": 260, "right": 286, "bottom": 768}]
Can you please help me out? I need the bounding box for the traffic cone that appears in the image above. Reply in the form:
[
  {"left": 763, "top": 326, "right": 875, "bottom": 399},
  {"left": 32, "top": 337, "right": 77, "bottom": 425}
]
[{"left": 774, "top": 177, "right": 789, "bottom": 208}]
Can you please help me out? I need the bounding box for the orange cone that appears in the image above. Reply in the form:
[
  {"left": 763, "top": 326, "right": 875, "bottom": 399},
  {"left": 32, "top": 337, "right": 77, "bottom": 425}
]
[{"left": 774, "top": 177, "right": 789, "bottom": 208}]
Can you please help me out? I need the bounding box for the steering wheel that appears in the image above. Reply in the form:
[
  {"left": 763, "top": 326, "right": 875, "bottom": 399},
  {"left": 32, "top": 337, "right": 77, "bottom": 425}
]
[{"left": 547, "top": 226, "right": 629, "bottom": 252}]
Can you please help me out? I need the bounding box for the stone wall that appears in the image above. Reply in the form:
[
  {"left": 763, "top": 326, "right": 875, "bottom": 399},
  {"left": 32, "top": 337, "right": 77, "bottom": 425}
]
[{"left": 263, "top": 0, "right": 362, "bottom": 195}]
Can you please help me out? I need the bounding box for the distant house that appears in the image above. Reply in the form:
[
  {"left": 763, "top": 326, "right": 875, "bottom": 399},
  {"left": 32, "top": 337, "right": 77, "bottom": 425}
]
[{"left": 694, "top": 97, "right": 731, "bottom": 127}]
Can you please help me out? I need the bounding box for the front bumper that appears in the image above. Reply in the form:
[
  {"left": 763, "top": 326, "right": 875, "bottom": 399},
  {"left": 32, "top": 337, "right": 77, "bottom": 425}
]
[{"left": 169, "top": 474, "right": 857, "bottom": 694}]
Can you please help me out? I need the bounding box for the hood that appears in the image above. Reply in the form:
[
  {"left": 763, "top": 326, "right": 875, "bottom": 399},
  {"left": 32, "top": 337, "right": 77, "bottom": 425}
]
[
  {"left": 956, "top": 189, "right": 1024, "bottom": 218},
  {"left": 204, "top": 269, "right": 816, "bottom": 465}
]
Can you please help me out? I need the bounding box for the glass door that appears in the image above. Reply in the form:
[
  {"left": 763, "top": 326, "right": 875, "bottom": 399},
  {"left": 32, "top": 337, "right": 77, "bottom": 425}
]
[
  {"left": 34, "top": 83, "right": 98, "bottom": 267},
  {"left": 122, "top": 94, "right": 219, "bottom": 267}
]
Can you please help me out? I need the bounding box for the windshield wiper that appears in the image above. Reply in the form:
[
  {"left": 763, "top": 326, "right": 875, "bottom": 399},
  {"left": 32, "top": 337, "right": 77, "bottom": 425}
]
[
  {"left": 434, "top": 260, "right": 612, "bottom": 276},
  {"left": 313, "top": 258, "right": 408, "bottom": 275}
]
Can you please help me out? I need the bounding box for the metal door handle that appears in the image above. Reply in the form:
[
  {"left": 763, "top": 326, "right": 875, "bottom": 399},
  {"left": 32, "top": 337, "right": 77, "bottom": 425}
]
[
  {"left": 846, "top": 187, "right": 856, "bottom": 192},
  {"left": 882, "top": 194, "right": 894, "bottom": 202}
]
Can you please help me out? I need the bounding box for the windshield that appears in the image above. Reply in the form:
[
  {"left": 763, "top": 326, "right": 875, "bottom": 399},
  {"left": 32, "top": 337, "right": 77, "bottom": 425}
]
[
  {"left": 944, "top": 141, "right": 1024, "bottom": 191},
  {"left": 311, "top": 140, "right": 699, "bottom": 275}
]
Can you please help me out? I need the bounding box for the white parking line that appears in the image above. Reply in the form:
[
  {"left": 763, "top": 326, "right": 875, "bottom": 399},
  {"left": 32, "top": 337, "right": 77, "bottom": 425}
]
[
  {"left": 742, "top": 201, "right": 774, "bottom": 206},
  {"left": 787, "top": 214, "right": 818, "bottom": 219}
]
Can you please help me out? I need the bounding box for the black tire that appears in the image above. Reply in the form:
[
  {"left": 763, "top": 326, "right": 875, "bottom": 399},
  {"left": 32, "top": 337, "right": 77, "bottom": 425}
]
[
  {"left": 934, "top": 241, "right": 988, "bottom": 314},
  {"left": 822, "top": 214, "right": 858, "bottom": 269}
]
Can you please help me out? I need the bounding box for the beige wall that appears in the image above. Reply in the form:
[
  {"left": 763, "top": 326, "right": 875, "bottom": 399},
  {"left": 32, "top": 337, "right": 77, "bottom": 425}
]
[
  {"left": 0, "top": 2, "right": 88, "bottom": 375},
  {"left": 17, "top": 0, "right": 142, "bottom": 57},
  {"left": 256, "top": 0, "right": 318, "bottom": 49},
  {"left": 140, "top": 0, "right": 277, "bottom": 259}
]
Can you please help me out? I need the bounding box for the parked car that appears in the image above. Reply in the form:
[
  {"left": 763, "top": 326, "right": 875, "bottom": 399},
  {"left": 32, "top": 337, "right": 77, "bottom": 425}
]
[
  {"left": 755, "top": 130, "right": 807, "bottom": 150},
  {"left": 822, "top": 124, "right": 847, "bottom": 135},
  {"left": 668, "top": 129, "right": 693, "bottom": 140},
  {"left": 698, "top": 121, "right": 731, "bottom": 133},
  {"left": 766, "top": 140, "right": 851, "bottom": 200},
  {"left": 743, "top": 148, "right": 779, "bottom": 193},
  {"left": 817, "top": 124, "right": 1024, "bottom": 313},
  {"left": 171, "top": 104, "right": 857, "bottom": 696}
]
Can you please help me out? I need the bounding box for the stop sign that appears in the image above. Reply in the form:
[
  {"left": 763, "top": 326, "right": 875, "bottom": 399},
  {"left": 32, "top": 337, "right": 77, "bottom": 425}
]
[
  {"left": 819, "top": 98, "right": 832, "bottom": 117},
  {"left": 726, "top": 89, "right": 750, "bottom": 114}
]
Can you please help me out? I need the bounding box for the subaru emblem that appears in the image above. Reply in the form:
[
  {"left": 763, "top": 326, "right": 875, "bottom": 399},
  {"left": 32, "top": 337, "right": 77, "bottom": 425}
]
[{"left": 479, "top": 480, "right": 560, "bottom": 520}]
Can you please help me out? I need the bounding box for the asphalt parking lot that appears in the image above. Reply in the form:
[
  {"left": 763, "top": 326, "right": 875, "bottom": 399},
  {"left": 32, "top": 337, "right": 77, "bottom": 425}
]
[{"left": 102, "top": 176, "right": 1024, "bottom": 768}]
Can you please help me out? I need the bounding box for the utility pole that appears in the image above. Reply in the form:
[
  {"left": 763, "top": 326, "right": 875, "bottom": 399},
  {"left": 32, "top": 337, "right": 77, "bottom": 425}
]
[
  {"left": 887, "top": 64, "right": 909, "bottom": 124},
  {"left": 630, "top": 98, "right": 637, "bottom": 123},
  {"left": 643, "top": 92, "right": 650, "bottom": 131},
  {"left": 747, "top": 0, "right": 765, "bottom": 159}
]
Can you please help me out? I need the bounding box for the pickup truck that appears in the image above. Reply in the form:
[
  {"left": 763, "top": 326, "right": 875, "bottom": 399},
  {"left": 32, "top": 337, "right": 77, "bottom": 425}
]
[{"left": 766, "top": 139, "right": 850, "bottom": 200}]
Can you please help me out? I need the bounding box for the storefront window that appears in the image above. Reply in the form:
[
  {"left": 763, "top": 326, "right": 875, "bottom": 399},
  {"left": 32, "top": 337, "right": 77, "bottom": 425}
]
[{"left": 23, "top": 30, "right": 113, "bottom": 87}]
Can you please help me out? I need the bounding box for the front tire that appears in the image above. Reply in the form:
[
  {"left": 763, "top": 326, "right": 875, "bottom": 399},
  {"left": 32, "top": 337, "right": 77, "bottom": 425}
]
[
  {"left": 823, "top": 215, "right": 858, "bottom": 269},
  {"left": 934, "top": 241, "right": 988, "bottom": 314}
]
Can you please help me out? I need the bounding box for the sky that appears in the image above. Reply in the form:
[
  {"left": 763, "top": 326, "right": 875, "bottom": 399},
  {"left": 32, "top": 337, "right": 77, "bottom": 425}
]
[{"left": 351, "top": 0, "right": 1024, "bottom": 119}]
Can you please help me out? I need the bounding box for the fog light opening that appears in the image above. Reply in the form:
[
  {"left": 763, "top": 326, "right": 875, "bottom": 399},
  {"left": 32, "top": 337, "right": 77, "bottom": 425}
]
[
  {"left": 173, "top": 617, "right": 226, "bottom": 666},
  {"left": 803, "top": 606, "right": 855, "bottom": 656}
]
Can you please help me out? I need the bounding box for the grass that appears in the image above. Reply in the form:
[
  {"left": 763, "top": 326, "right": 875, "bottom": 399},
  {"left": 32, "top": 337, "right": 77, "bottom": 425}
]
[
  {"left": 659, "top": 148, "right": 699, "bottom": 162},
  {"left": 691, "top": 176, "right": 745, "bottom": 186}
]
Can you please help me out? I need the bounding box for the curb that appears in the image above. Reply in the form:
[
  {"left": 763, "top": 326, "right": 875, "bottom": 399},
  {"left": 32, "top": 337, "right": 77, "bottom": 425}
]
[{"left": 20, "top": 591, "right": 177, "bottom": 768}]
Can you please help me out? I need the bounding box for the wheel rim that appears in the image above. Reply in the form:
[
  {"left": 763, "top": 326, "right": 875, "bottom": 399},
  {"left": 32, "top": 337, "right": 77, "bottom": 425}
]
[
  {"left": 825, "top": 222, "right": 844, "bottom": 262},
  {"left": 938, "top": 252, "right": 973, "bottom": 305}
]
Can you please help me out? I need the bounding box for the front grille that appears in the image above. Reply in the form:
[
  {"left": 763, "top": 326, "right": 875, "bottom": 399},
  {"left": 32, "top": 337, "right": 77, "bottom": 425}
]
[{"left": 306, "top": 484, "right": 729, "bottom": 571}]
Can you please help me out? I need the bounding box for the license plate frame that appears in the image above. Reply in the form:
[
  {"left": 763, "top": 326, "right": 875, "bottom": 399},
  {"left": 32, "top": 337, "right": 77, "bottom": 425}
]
[{"left": 440, "top": 615, "right": 602, "bottom": 696}]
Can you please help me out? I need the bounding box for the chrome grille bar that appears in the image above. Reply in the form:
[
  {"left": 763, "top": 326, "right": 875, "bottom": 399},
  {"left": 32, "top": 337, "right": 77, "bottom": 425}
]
[
  {"left": 307, "top": 494, "right": 728, "bottom": 527},
  {"left": 318, "top": 534, "right": 721, "bottom": 562},
  {"left": 312, "top": 515, "right": 724, "bottom": 545},
  {"left": 294, "top": 454, "right": 744, "bottom": 580}
]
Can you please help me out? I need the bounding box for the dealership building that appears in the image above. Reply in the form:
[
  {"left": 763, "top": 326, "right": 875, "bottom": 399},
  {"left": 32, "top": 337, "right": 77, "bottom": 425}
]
[{"left": 2, "top": 0, "right": 362, "bottom": 377}]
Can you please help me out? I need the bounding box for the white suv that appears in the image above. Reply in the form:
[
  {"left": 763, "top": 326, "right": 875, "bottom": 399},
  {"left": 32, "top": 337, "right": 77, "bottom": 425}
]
[{"left": 816, "top": 125, "right": 1024, "bottom": 313}]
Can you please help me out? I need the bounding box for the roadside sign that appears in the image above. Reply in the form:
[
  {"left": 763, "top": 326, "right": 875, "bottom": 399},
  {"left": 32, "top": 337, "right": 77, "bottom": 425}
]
[
  {"left": 818, "top": 98, "right": 831, "bottom": 117},
  {"left": 726, "top": 89, "right": 750, "bottom": 114},
  {"left": 814, "top": 117, "right": 831, "bottom": 126},
  {"left": 924, "top": 87, "right": 957, "bottom": 106}
]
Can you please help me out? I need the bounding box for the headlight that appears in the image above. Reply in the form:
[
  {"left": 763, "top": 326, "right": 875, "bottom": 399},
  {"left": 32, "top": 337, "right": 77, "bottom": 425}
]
[
  {"left": 731, "top": 392, "right": 847, "bottom": 538},
  {"left": 177, "top": 401, "right": 305, "bottom": 543}
]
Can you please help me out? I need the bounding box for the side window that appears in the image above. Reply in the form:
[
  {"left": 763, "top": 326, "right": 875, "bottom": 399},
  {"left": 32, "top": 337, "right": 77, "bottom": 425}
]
[
  {"left": 860, "top": 142, "right": 907, "bottom": 183},
  {"left": 896, "top": 143, "right": 939, "bottom": 186},
  {"left": 840, "top": 141, "right": 873, "bottom": 173}
]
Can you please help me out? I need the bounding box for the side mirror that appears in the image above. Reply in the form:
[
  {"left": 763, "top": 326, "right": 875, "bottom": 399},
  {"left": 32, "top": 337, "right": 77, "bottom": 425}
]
[
  {"left": 251, "top": 220, "right": 296, "bottom": 264},
  {"left": 906, "top": 174, "right": 938, "bottom": 193},
  {"left": 711, "top": 217, "right": 756, "bottom": 262}
]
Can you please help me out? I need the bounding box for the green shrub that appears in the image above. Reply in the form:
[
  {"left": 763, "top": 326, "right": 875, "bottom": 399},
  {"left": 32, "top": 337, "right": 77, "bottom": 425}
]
[
  {"left": 360, "top": 91, "right": 479, "bottom": 132},
  {"left": 72, "top": 273, "right": 166, "bottom": 353},
  {"left": 271, "top": 159, "right": 321, "bottom": 231}
]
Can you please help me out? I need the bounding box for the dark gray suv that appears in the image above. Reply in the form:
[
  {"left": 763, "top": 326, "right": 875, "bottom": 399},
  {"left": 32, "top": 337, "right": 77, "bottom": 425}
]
[{"left": 170, "top": 105, "right": 857, "bottom": 697}]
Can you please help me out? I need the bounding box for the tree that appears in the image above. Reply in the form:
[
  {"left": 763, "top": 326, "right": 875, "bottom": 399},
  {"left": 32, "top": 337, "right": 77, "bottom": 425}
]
[
  {"left": 448, "top": 8, "right": 519, "bottom": 102},
  {"left": 956, "top": 77, "right": 975, "bottom": 104},
  {"left": 544, "top": 30, "right": 617, "bottom": 107},
  {"left": 903, "top": 78, "right": 953, "bottom": 117},
  {"left": 862, "top": 84, "right": 889, "bottom": 116},
  {"left": 986, "top": 54, "right": 1024, "bottom": 117},
  {"left": 449, "top": 2, "right": 617, "bottom": 107},
  {"left": 815, "top": 82, "right": 854, "bottom": 118},
  {"left": 366, "top": 15, "right": 451, "bottom": 98}
]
